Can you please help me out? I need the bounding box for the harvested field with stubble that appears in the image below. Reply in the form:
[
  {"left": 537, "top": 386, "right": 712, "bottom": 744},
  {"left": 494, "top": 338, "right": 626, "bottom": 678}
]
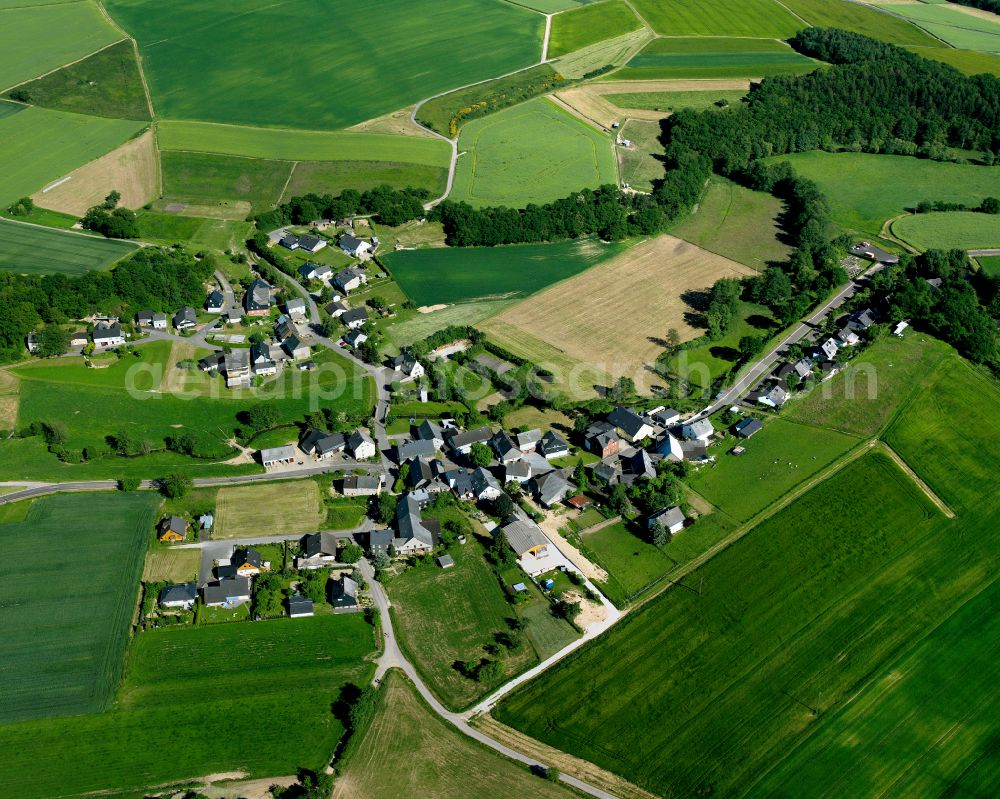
[
  {"left": 33, "top": 129, "right": 158, "bottom": 214},
  {"left": 480, "top": 235, "right": 755, "bottom": 393}
]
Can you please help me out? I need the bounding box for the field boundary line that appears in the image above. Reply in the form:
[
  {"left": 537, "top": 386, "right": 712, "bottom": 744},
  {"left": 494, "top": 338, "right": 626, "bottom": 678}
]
[
  {"left": 876, "top": 442, "right": 955, "bottom": 519},
  {"left": 0, "top": 36, "right": 128, "bottom": 95},
  {"left": 278, "top": 160, "right": 299, "bottom": 203},
  {"left": 578, "top": 514, "right": 623, "bottom": 536},
  {"left": 772, "top": 0, "right": 811, "bottom": 28}
]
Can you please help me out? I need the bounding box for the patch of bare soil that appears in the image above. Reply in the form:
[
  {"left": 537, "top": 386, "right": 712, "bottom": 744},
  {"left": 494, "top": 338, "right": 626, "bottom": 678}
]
[{"left": 348, "top": 106, "right": 439, "bottom": 139}]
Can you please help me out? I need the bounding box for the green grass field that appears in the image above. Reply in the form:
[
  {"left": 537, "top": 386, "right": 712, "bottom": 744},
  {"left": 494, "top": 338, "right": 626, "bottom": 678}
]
[
  {"left": 627, "top": 0, "right": 801, "bottom": 36},
  {"left": 688, "top": 417, "right": 861, "bottom": 522},
  {"left": 0, "top": 2, "right": 121, "bottom": 90},
  {"left": 384, "top": 238, "right": 628, "bottom": 305},
  {"left": 332, "top": 670, "right": 578, "bottom": 799},
  {"left": 614, "top": 37, "right": 819, "bottom": 81},
  {"left": 768, "top": 152, "right": 1000, "bottom": 235},
  {"left": 105, "top": 0, "right": 542, "bottom": 129},
  {"left": 160, "top": 151, "right": 291, "bottom": 213},
  {"left": 451, "top": 98, "right": 617, "bottom": 208},
  {"left": 887, "top": 2, "right": 1000, "bottom": 50},
  {"left": 0, "top": 218, "right": 137, "bottom": 275},
  {"left": 605, "top": 88, "right": 748, "bottom": 112},
  {"left": 892, "top": 210, "right": 1000, "bottom": 250},
  {"left": 548, "top": 0, "right": 643, "bottom": 58},
  {"left": 4, "top": 40, "right": 148, "bottom": 120},
  {"left": 978, "top": 254, "right": 1000, "bottom": 275},
  {"left": 0, "top": 615, "right": 375, "bottom": 799},
  {"left": 786, "top": 334, "right": 952, "bottom": 437},
  {"left": 0, "top": 102, "right": 146, "bottom": 205},
  {"left": 616, "top": 118, "right": 663, "bottom": 193},
  {"left": 136, "top": 211, "right": 253, "bottom": 250},
  {"left": 0, "top": 492, "right": 158, "bottom": 723},
  {"left": 283, "top": 160, "right": 449, "bottom": 200},
  {"left": 779, "top": 0, "right": 942, "bottom": 47},
  {"left": 384, "top": 299, "right": 515, "bottom": 348},
  {"left": 670, "top": 175, "right": 791, "bottom": 269},
  {"left": 158, "top": 120, "right": 451, "bottom": 167},
  {"left": 907, "top": 45, "right": 1000, "bottom": 76},
  {"left": 387, "top": 537, "right": 538, "bottom": 710},
  {"left": 580, "top": 519, "right": 675, "bottom": 606},
  {"left": 326, "top": 496, "right": 368, "bottom": 529}
]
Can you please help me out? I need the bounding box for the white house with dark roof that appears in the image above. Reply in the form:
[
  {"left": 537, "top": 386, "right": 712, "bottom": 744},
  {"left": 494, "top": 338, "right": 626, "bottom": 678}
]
[
  {"left": 607, "top": 406, "right": 654, "bottom": 442},
  {"left": 251, "top": 342, "right": 277, "bottom": 376},
  {"left": 516, "top": 429, "right": 542, "bottom": 453},
  {"left": 297, "top": 532, "right": 340, "bottom": 569},
  {"left": 837, "top": 327, "right": 860, "bottom": 346},
  {"left": 201, "top": 577, "right": 251, "bottom": 607},
  {"left": 490, "top": 430, "right": 521, "bottom": 464},
  {"left": 538, "top": 430, "right": 569, "bottom": 459},
  {"left": 447, "top": 426, "right": 492, "bottom": 455},
  {"left": 348, "top": 430, "right": 376, "bottom": 460},
  {"left": 341, "top": 307, "right": 368, "bottom": 329},
  {"left": 648, "top": 506, "right": 685, "bottom": 535},
  {"left": 394, "top": 494, "right": 434, "bottom": 555},
  {"left": 92, "top": 321, "right": 124, "bottom": 348},
  {"left": 173, "top": 306, "right": 197, "bottom": 330},
  {"left": 159, "top": 582, "right": 197, "bottom": 610},
  {"left": 205, "top": 290, "right": 225, "bottom": 314},
  {"left": 758, "top": 384, "right": 790, "bottom": 409},
  {"left": 285, "top": 298, "right": 307, "bottom": 319},
  {"left": 391, "top": 351, "right": 424, "bottom": 381},
  {"left": 339, "top": 234, "right": 372, "bottom": 259},
  {"left": 343, "top": 329, "right": 368, "bottom": 349},
  {"left": 656, "top": 432, "right": 684, "bottom": 462},
  {"left": 471, "top": 467, "right": 503, "bottom": 501},
  {"left": 300, "top": 262, "right": 333, "bottom": 282},
  {"left": 224, "top": 349, "right": 251, "bottom": 388},
  {"left": 334, "top": 266, "right": 368, "bottom": 293},
  {"left": 296, "top": 234, "right": 327, "bottom": 254},
  {"left": 244, "top": 279, "right": 272, "bottom": 316},
  {"left": 415, "top": 419, "right": 445, "bottom": 450}
]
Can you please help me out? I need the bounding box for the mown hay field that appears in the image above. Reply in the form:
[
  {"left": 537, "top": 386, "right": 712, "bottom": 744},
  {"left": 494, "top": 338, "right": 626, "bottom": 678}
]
[
  {"left": 0, "top": 218, "right": 137, "bottom": 275},
  {"left": 614, "top": 37, "right": 819, "bottom": 81},
  {"left": 385, "top": 237, "right": 628, "bottom": 306},
  {"left": 883, "top": 1, "right": 1000, "bottom": 50},
  {"left": 628, "top": 0, "right": 802, "bottom": 37},
  {"left": 214, "top": 481, "right": 324, "bottom": 539},
  {"left": 781, "top": 0, "right": 941, "bottom": 47},
  {"left": 0, "top": 615, "right": 375, "bottom": 799},
  {"left": 159, "top": 150, "right": 291, "bottom": 214},
  {"left": 0, "top": 492, "right": 159, "bottom": 723},
  {"left": 0, "top": 101, "right": 146, "bottom": 206},
  {"left": 282, "top": 160, "right": 449, "bottom": 200},
  {"left": 480, "top": 235, "right": 755, "bottom": 394},
  {"left": 548, "top": 0, "right": 644, "bottom": 58},
  {"left": 0, "top": 1, "right": 121, "bottom": 89},
  {"left": 450, "top": 97, "right": 617, "bottom": 208},
  {"left": 105, "top": 0, "right": 543, "bottom": 129},
  {"left": 891, "top": 210, "right": 1000, "bottom": 251}
]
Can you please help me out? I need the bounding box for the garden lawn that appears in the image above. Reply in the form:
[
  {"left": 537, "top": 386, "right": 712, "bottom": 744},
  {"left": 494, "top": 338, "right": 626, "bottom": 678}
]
[
  {"left": 615, "top": 37, "right": 819, "bottom": 81},
  {"left": 766, "top": 152, "right": 1000, "bottom": 236},
  {"left": 0, "top": 218, "right": 137, "bottom": 275},
  {"left": 331, "top": 670, "right": 578, "bottom": 799},
  {"left": 0, "top": 102, "right": 146, "bottom": 206},
  {"left": 670, "top": 176, "right": 791, "bottom": 269},
  {"left": 891, "top": 210, "right": 1000, "bottom": 250},
  {"left": 780, "top": 0, "right": 941, "bottom": 47},
  {"left": 0, "top": 615, "right": 375, "bottom": 799},
  {"left": 0, "top": 492, "right": 159, "bottom": 723},
  {"left": 384, "top": 238, "right": 628, "bottom": 305},
  {"left": 326, "top": 496, "right": 368, "bottom": 529},
  {"left": 387, "top": 537, "right": 537, "bottom": 710},
  {"left": 450, "top": 97, "right": 617, "bottom": 208},
  {"left": 213, "top": 481, "right": 323, "bottom": 539},
  {"left": 105, "top": 0, "right": 543, "bottom": 129},
  {"left": 786, "top": 333, "right": 953, "bottom": 437},
  {"left": 978, "top": 254, "right": 1000, "bottom": 275},
  {"left": 548, "top": 1, "right": 644, "bottom": 58},
  {"left": 160, "top": 151, "right": 291, "bottom": 213},
  {"left": 627, "top": 0, "right": 801, "bottom": 36},
  {"left": 688, "top": 417, "right": 861, "bottom": 521},
  {"left": 0, "top": 1, "right": 121, "bottom": 89},
  {"left": 5, "top": 40, "right": 148, "bottom": 120},
  {"left": 581, "top": 519, "right": 675, "bottom": 606}
]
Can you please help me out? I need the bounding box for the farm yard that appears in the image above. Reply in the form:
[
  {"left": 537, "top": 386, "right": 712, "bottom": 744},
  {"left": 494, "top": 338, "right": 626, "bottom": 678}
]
[
  {"left": 384, "top": 238, "right": 628, "bottom": 306},
  {"left": 104, "top": 0, "right": 543, "bottom": 129},
  {"left": 213, "top": 481, "right": 325, "bottom": 539},
  {"left": 479, "top": 235, "right": 756, "bottom": 396},
  {"left": 627, "top": 0, "right": 802, "bottom": 37},
  {"left": 0, "top": 102, "right": 146, "bottom": 206},
  {"left": 450, "top": 98, "right": 618, "bottom": 208},
  {"left": 547, "top": 0, "right": 644, "bottom": 58},
  {"left": 0, "top": 615, "right": 376, "bottom": 799},
  {"left": 332, "top": 670, "right": 578, "bottom": 799},
  {"left": 0, "top": 492, "right": 159, "bottom": 724},
  {"left": 891, "top": 211, "right": 1000, "bottom": 251},
  {"left": 614, "top": 37, "right": 820, "bottom": 81},
  {"left": 0, "top": 218, "right": 137, "bottom": 275}
]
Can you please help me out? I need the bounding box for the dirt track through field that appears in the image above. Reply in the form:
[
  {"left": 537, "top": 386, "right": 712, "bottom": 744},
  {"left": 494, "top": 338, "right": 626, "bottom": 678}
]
[
  {"left": 483, "top": 235, "right": 755, "bottom": 391},
  {"left": 879, "top": 442, "right": 956, "bottom": 519}
]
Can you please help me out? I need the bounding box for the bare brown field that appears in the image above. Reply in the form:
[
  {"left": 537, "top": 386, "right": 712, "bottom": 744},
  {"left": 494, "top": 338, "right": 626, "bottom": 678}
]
[
  {"left": 33, "top": 129, "right": 158, "bottom": 214},
  {"left": 348, "top": 106, "right": 439, "bottom": 139},
  {"left": 480, "top": 235, "right": 754, "bottom": 394},
  {"left": 552, "top": 88, "right": 660, "bottom": 129}
]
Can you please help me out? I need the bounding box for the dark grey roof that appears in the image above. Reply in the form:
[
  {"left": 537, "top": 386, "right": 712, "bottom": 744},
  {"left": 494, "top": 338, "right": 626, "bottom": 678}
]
[
  {"left": 735, "top": 418, "right": 763, "bottom": 438},
  {"left": 394, "top": 438, "right": 436, "bottom": 462},
  {"left": 343, "top": 475, "right": 381, "bottom": 492},
  {"left": 288, "top": 595, "right": 314, "bottom": 615},
  {"left": 623, "top": 450, "right": 655, "bottom": 480},
  {"left": 395, "top": 494, "right": 434, "bottom": 547},
  {"left": 297, "top": 234, "right": 323, "bottom": 250},
  {"left": 533, "top": 471, "right": 570, "bottom": 505},
  {"left": 93, "top": 321, "right": 122, "bottom": 340},
  {"left": 341, "top": 307, "right": 368, "bottom": 325},
  {"left": 447, "top": 425, "right": 492, "bottom": 450},
  {"left": 232, "top": 547, "right": 262, "bottom": 568},
  {"left": 607, "top": 406, "right": 649, "bottom": 438},
  {"left": 244, "top": 279, "right": 271, "bottom": 311},
  {"left": 368, "top": 529, "right": 393, "bottom": 552},
  {"left": 339, "top": 234, "right": 367, "bottom": 252},
  {"left": 415, "top": 419, "right": 443, "bottom": 442},
  {"left": 501, "top": 519, "right": 548, "bottom": 556},
  {"left": 650, "top": 506, "right": 684, "bottom": 529},
  {"left": 206, "top": 290, "right": 224, "bottom": 306},
  {"left": 302, "top": 532, "right": 339, "bottom": 558},
  {"left": 251, "top": 341, "right": 274, "bottom": 365},
  {"left": 201, "top": 577, "right": 251, "bottom": 604},
  {"left": 539, "top": 430, "right": 568, "bottom": 455},
  {"left": 325, "top": 300, "right": 347, "bottom": 315},
  {"left": 158, "top": 582, "right": 196, "bottom": 604}
]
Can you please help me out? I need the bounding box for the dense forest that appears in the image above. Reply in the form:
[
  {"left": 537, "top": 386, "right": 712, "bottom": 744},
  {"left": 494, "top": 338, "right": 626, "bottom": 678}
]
[
  {"left": 0, "top": 248, "right": 214, "bottom": 361},
  {"left": 255, "top": 185, "right": 430, "bottom": 231}
]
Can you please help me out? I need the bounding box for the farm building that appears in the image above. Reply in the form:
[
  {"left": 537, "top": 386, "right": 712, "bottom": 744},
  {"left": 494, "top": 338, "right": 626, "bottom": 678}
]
[
  {"left": 260, "top": 445, "right": 296, "bottom": 467},
  {"left": 394, "top": 494, "right": 435, "bottom": 555},
  {"left": 157, "top": 515, "right": 187, "bottom": 542}
]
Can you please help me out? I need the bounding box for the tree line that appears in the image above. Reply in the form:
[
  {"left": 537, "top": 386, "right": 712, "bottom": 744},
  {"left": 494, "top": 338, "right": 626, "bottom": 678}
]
[{"left": 255, "top": 185, "right": 430, "bottom": 231}]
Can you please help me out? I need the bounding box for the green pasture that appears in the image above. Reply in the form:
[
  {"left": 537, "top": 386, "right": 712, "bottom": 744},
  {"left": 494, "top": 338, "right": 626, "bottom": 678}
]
[
  {"left": 670, "top": 175, "right": 791, "bottom": 269},
  {"left": 0, "top": 102, "right": 146, "bottom": 205},
  {"left": 615, "top": 37, "right": 818, "bottom": 81},
  {"left": 887, "top": 2, "right": 1000, "bottom": 50},
  {"left": 451, "top": 98, "right": 617, "bottom": 208},
  {"left": 384, "top": 299, "right": 515, "bottom": 348},
  {"left": 892, "top": 210, "right": 1000, "bottom": 250},
  {"left": 384, "top": 237, "right": 628, "bottom": 305},
  {"left": 768, "top": 152, "right": 1000, "bottom": 236},
  {"left": 977, "top": 254, "right": 1000, "bottom": 275},
  {"left": 5, "top": 40, "right": 148, "bottom": 120},
  {"left": 283, "top": 160, "right": 448, "bottom": 200},
  {"left": 387, "top": 536, "right": 538, "bottom": 710},
  {"left": 605, "top": 88, "right": 748, "bottom": 112},
  {"left": 780, "top": 0, "right": 942, "bottom": 47},
  {"left": 105, "top": 0, "right": 543, "bottom": 129},
  {"left": 0, "top": 615, "right": 375, "bottom": 799},
  {"left": 908, "top": 45, "right": 1000, "bottom": 76},
  {"left": 580, "top": 519, "right": 675, "bottom": 606},
  {"left": 688, "top": 417, "right": 861, "bottom": 521},
  {"left": 0, "top": 219, "right": 137, "bottom": 275},
  {"left": 160, "top": 151, "right": 291, "bottom": 213},
  {"left": 627, "top": 0, "right": 801, "bottom": 37},
  {"left": 0, "top": 2, "right": 121, "bottom": 90},
  {"left": 616, "top": 118, "right": 664, "bottom": 193},
  {"left": 548, "top": 0, "right": 644, "bottom": 58},
  {"left": 787, "top": 334, "right": 952, "bottom": 437},
  {"left": 0, "top": 493, "right": 158, "bottom": 723},
  {"left": 137, "top": 212, "right": 253, "bottom": 251}
]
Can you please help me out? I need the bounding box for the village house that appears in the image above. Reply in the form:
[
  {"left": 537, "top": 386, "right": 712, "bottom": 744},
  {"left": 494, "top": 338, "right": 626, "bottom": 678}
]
[
  {"left": 341, "top": 307, "right": 368, "bottom": 329},
  {"left": 848, "top": 308, "right": 876, "bottom": 332},
  {"left": 288, "top": 595, "right": 314, "bottom": 618},
  {"left": 656, "top": 432, "right": 684, "bottom": 462},
  {"left": 819, "top": 338, "right": 839, "bottom": 360},
  {"left": 325, "top": 300, "right": 347, "bottom": 318},
  {"left": 391, "top": 351, "right": 425, "bottom": 381},
  {"left": 201, "top": 577, "right": 252, "bottom": 608},
  {"left": 282, "top": 335, "right": 311, "bottom": 361},
  {"left": 224, "top": 349, "right": 251, "bottom": 388},
  {"left": 394, "top": 438, "right": 436, "bottom": 463},
  {"left": 334, "top": 266, "right": 368, "bottom": 294},
  {"left": 205, "top": 290, "right": 225, "bottom": 314},
  {"left": 415, "top": 419, "right": 445, "bottom": 450},
  {"left": 584, "top": 421, "right": 620, "bottom": 458},
  {"left": 158, "top": 582, "right": 197, "bottom": 610},
  {"left": 516, "top": 429, "right": 542, "bottom": 453},
  {"left": 348, "top": 430, "right": 377, "bottom": 460},
  {"left": 758, "top": 384, "right": 790, "bottom": 409},
  {"left": 69, "top": 331, "right": 90, "bottom": 347},
  {"left": 394, "top": 494, "right": 435, "bottom": 555},
  {"left": 500, "top": 518, "right": 557, "bottom": 577},
  {"left": 649, "top": 407, "right": 681, "bottom": 427},
  {"left": 621, "top": 450, "right": 655, "bottom": 485},
  {"left": 538, "top": 430, "right": 569, "bottom": 459},
  {"left": 793, "top": 359, "right": 813, "bottom": 379},
  {"left": 243, "top": 279, "right": 272, "bottom": 316},
  {"left": 648, "top": 506, "right": 685, "bottom": 535},
  {"left": 275, "top": 317, "right": 300, "bottom": 341},
  {"left": 532, "top": 471, "right": 571, "bottom": 508},
  {"left": 136, "top": 310, "right": 168, "bottom": 330},
  {"left": 735, "top": 418, "right": 763, "bottom": 438},
  {"left": 260, "top": 444, "right": 296, "bottom": 467},
  {"left": 343, "top": 328, "right": 368, "bottom": 349},
  {"left": 330, "top": 574, "right": 360, "bottom": 611},
  {"left": 491, "top": 430, "right": 521, "bottom": 464},
  {"left": 368, "top": 529, "right": 393, "bottom": 558},
  {"left": 608, "top": 406, "right": 654, "bottom": 443},
  {"left": 279, "top": 233, "right": 300, "bottom": 250},
  {"left": 300, "top": 262, "right": 333, "bottom": 282},
  {"left": 506, "top": 459, "right": 532, "bottom": 484},
  {"left": 681, "top": 418, "right": 714, "bottom": 442},
  {"left": 446, "top": 426, "right": 492, "bottom": 456},
  {"left": 471, "top": 467, "right": 503, "bottom": 501},
  {"left": 251, "top": 341, "right": 277, "bottom": 376},
  {"left": 297, "top": 532, "right": 340, "bottom": 569},
  {"left": 285, "top": 298, "right": 307, "bottom": 319},
  {"left": 173, "top": 307, "right": 197, "bottom": 330},
  {"left": 217, "top": 547, "right": 264, "bottom": 578},
  {"left": 300, "top": 428, "right": 346, "bottom": 459},
  {"left": 343, "top": 474, "right": 383, "bottom": 496},
  {"left": 92, "top": 321, "right": 124, "bottom": 349},
  {"left": 837, "top": 327, "right": 860, "bottom": 346},
  {"left": 444, "top": 468, "right": 475, "bottom": 501},
  {"left": 339, "top": 234, "right": 372, "bottom": 259},
  {"left": 158, "top": 515, "right": 187, "bottom": 542},
  {"left": 296, "top": 234, "right": 327, "bottom": 254}
]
